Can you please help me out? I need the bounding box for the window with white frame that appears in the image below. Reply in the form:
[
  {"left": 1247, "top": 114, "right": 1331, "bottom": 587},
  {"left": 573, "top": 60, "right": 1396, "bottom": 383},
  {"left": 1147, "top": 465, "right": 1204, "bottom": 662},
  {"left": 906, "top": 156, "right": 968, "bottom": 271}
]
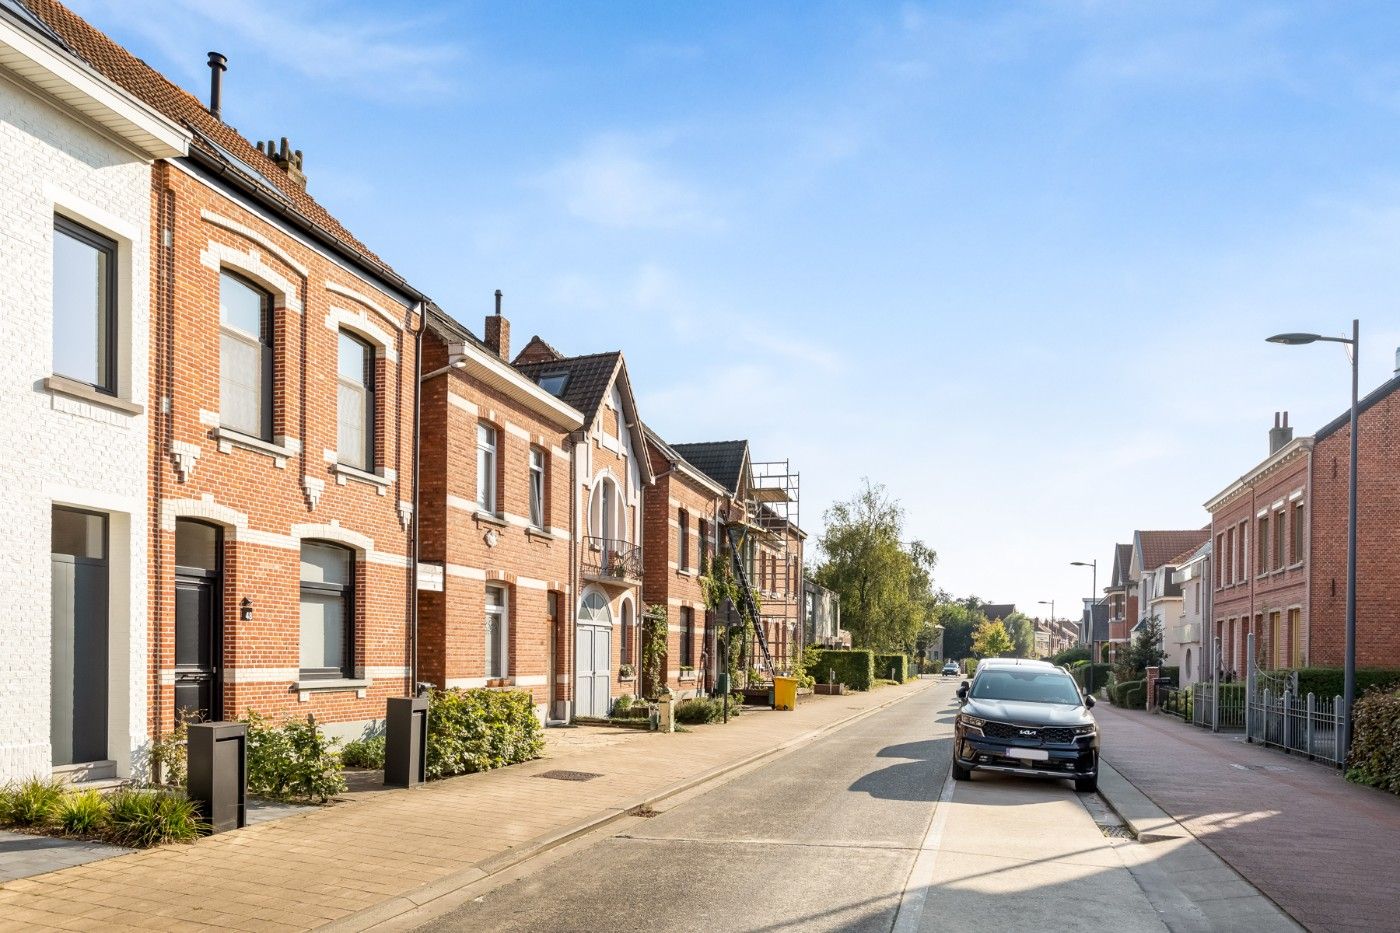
[
  {"left": 476, "top": 422, "right": 498, "bottom": 514},
  {"left": 220, "top": 270, "right": 274, "bottom": 440},
  {"left": 485, "top": 585, "right": 508, "bottom": 678},
  {"left": 529, "top": 447, "right": 546, "bottom": 529},
  {"left": 337, "top": 331, "right": 374, "bottom": 470},
  {"left": 588, "top": 476, "right": 626, "bottom": 541},
  {"left": 53, "top": 216, "right": 117, "bottom": 394}
]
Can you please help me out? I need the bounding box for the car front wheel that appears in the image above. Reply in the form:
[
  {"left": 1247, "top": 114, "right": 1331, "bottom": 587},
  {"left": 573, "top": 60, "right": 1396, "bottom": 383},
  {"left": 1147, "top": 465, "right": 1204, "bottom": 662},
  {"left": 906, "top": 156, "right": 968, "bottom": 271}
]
[
  {"left": 1074, "top": 773, "right": 1098, "bottom": 793},
  {"left": 952, "top": 761, "right": 972, "bottom": 781}
]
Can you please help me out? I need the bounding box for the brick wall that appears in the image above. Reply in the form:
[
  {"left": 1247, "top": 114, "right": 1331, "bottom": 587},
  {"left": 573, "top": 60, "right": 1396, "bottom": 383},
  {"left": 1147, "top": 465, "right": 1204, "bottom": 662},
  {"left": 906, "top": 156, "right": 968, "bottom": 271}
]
[
  {"left": 1309, "top": 384, "right": 1400, "bottom": 668},
  {"left": 149, "top": 161, "right": 419, "bottom": 742}
]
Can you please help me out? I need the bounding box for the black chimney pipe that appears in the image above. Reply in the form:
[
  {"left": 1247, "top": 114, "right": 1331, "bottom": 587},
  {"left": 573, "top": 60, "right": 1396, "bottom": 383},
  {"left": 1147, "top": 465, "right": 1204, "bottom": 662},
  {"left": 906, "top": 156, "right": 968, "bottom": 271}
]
[
  {"left": 207, "top": 52, "right": 227, "bottom": 120},
  {"left": 494, "top": 288, "right": 503, "bottom": 315}
]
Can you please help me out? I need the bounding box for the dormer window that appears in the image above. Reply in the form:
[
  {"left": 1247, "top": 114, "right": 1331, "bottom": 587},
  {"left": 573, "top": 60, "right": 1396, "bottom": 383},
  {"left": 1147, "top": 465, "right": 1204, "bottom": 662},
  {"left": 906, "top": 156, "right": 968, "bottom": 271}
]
[{"left": 539, "top": 372, "right": 569, "bottom": 396}]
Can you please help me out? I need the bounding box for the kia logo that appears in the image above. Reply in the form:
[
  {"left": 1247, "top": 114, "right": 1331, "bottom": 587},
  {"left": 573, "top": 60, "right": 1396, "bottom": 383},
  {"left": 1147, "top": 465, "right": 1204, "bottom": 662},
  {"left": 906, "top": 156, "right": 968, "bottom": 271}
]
[{"left": 1019, "top": 729, "right": 1036, "bottom": 736}]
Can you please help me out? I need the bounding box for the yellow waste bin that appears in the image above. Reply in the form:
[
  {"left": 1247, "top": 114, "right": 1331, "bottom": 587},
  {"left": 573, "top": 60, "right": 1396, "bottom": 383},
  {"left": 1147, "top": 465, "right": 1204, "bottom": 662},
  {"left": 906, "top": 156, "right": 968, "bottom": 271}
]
[{"left": 773, "top": 676, "right": 799, "bottom": 711}]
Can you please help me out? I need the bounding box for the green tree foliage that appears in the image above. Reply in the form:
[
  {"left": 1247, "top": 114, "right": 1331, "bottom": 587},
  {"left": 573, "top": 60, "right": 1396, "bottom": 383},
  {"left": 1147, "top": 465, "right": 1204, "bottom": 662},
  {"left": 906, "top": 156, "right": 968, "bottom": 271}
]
[
  {"left": 1003, "top": 612, "right": 1036, "bottom": 658},
  {"left": 1116, "top": 616, "right": 1166, "bottom": 679},
  {"left": 932, "top": 597, "right": 985, "bottom": 662},
  {"left": 812, "top": 480, "right": 938, "bottom": 653},
  {"left": 972, "top": 620, "right": 1014, "bottom": 658}
]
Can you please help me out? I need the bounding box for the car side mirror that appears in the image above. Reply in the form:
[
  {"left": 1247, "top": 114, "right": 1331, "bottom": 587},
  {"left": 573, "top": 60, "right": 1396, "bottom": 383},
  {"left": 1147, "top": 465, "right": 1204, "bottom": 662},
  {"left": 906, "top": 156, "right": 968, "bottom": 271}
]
[
  {"left": 956, "top": 685, "right": 968, "bottom": 702},
  {"left": 1083, "top": 694, "right": 1096, "bottom": 709}
]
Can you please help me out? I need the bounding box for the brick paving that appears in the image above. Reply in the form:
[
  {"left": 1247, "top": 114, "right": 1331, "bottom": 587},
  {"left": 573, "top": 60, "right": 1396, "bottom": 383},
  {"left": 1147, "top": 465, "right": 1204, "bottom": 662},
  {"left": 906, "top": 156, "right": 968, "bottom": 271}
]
[
  {"left": 1096, "top": 705, "right": 1400, "bottom": 933},
  {"left": 0, "top": 681, "right": 929, "bottom": 932}
]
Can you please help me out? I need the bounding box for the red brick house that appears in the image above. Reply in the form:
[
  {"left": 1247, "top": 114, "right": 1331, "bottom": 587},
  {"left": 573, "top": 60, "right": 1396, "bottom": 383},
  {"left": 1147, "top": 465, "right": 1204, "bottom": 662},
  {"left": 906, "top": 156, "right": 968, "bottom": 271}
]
[
  {"left": 1205, "top": 414, "right": 1310, "bottom": 675},
  {"left": 642, "top": 427, "right": 726, "bottom": 698},
  {"left": 416, "top": 306, "right": 584, "bottom": 722},
  {"left": 513, "top": 337, "right": 655, "bottom": 718},
  {"left": 26, "top": 0, "right": 428, "bottom": 743},
  {"left": 1102, "top": 543, "right": 1137, "bottom": 661}
]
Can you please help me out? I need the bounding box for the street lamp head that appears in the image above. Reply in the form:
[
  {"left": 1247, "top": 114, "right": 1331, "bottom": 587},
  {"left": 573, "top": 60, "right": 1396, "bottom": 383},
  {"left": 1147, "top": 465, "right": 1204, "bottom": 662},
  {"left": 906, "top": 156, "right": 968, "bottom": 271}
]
[
  {"left": 1070, "top": 561, "right": 1093, "bottom": 567},
  {"left": 1267, "top": 332, "right": 1322, "bottom": 346}
]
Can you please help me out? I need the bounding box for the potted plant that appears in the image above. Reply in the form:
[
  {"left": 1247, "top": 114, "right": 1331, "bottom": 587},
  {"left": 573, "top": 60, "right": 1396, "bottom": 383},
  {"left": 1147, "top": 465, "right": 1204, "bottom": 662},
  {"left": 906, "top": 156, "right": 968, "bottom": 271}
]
[{"left": 618, "top": 664, "right": 635, "bottom": 680}]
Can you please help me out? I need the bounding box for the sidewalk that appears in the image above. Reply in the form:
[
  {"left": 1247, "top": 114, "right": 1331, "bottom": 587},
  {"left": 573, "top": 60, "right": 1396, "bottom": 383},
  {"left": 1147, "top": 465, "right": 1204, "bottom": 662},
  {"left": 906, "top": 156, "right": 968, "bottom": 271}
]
[
  {"left": 1096, "top": 704, "right": 1400, "bottom": 933},
  {"left": 0, "top": 680, "right": 930, "bottom": 932}
]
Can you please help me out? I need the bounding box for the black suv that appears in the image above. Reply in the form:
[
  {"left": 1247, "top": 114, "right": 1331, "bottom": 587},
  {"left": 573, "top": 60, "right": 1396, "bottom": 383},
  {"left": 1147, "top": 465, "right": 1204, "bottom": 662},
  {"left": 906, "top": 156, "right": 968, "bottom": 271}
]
[{"left": 953, "top": 661, "right": 1099, "bottom": 792}]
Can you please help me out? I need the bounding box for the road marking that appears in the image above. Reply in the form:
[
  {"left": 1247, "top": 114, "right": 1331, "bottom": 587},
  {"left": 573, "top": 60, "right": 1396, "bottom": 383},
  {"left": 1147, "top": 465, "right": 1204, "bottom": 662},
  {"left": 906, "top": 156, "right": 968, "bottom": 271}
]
[{"left": 890, "top": 763, "right": 956, "bottom": 933}]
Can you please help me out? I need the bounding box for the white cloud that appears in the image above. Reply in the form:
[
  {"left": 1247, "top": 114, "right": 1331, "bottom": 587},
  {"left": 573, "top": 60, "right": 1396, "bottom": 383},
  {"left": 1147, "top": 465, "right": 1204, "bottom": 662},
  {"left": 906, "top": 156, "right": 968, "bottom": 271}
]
[
  {"left": 67, "top": 0, "right": 464, "bottom": 101},
  {"left": 533, "top": 136, "right": 724, "bottom": 232}
]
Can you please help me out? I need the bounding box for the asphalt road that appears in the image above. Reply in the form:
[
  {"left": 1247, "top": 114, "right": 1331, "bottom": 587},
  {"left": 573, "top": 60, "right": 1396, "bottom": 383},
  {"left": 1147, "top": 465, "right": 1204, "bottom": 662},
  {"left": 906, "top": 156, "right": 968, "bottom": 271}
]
[{"left": 413, "top": 680, "right": 1294, "bottom": 933}]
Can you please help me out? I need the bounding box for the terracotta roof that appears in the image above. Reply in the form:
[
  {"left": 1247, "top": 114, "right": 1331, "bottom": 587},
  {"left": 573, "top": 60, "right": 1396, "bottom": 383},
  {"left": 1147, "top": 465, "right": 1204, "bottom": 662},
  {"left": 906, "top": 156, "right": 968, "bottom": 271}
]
[
  {"left": 669, "top": 441, "right": 749, "bottom": 495},
  {"left": 514, "top": 351, "right": 621, "bottom": 425},
  {"left": 22, "top": 0, "right": 408, "bottom": 290},
  {"left": 1135, "top": 530, "right": 1209, "bottom": 572}
]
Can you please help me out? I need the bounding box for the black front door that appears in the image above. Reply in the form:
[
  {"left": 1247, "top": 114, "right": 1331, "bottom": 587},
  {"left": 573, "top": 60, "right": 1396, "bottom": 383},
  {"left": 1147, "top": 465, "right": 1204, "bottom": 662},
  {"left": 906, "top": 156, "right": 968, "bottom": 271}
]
[
  {"left": 174, "top": 520, "right": 223, "bottom": 723},
  {"left": 51, "top": 508, "right": 109, "bottom": 766}
]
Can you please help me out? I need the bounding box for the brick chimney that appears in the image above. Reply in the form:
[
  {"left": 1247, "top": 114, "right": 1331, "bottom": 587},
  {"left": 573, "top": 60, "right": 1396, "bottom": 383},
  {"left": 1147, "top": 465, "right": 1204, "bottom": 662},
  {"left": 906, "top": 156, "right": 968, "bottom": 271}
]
[
  {"left": 484, "top": 289, "right": 510, "bottom": 360},
  {"left": 1268, "top": 411, "right": 1293, "bottom": 455},
  {"left": 256, "top": 137, "right": 306, "bottom": 188}
]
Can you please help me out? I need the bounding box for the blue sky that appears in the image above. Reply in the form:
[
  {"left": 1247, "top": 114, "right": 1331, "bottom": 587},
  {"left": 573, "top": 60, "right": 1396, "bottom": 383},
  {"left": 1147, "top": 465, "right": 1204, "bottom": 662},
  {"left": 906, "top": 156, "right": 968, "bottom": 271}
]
[{"left": 74, "top": 0, "right": 1400, "bottom": 620}]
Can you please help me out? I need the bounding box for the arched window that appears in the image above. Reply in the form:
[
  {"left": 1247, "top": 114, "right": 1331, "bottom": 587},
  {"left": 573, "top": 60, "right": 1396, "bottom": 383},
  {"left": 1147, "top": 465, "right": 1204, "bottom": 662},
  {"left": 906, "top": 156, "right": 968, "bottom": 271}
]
[
  {"left": 588, "top": 476, "right": 626, "bottom": 542},
  {"left": 580, "top": 590, "right": 611, "bottom": 625}
]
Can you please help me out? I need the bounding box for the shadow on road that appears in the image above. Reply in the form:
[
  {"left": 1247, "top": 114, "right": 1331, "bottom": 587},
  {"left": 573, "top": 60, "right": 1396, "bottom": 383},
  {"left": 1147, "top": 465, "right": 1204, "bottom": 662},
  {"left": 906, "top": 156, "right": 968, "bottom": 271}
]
[{"left": 849, "top": 737, "right": 953, "bottom": 802}]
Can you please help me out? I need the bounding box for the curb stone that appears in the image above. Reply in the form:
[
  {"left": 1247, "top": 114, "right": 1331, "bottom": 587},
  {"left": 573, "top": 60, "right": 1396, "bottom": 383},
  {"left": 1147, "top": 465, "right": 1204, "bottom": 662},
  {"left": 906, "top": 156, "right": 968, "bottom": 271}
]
[
  {"left": 1096, "top": 759, "right": 1190, "bottom": 843},
  {"left": 321, "top": 680, "right": 934, "bottom": 932}
]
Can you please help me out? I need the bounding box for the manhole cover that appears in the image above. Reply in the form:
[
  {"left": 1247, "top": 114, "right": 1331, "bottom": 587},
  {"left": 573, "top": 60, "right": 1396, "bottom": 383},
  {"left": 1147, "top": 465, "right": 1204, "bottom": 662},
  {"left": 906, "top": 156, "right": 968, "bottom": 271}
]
[
  {"left": 537, "top": 770, "right": 602, "bottom": 782},
  {"left": 1098, "top": 824, "right": 1133, "bottom": 839},
  {"left": 1230, "top": 763, "right": 1293, "bottom": 773}
]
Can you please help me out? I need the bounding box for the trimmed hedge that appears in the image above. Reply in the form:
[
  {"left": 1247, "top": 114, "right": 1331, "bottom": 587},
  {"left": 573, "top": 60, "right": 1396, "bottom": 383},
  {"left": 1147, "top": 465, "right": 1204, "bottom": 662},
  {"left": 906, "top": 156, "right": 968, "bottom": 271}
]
[
  {"left": 812, "top": 650, "right": 875, "bottom": 691},
  {"left": 1123, "top": 685, "right": 1146, "bottom": 709},
  {"left": 675, "top": 697, "right": 721, "bottom": 725},
  {"left": 1291, "top": 668, "right": 1400, "bottom": 700},
  {"left": 426, "top": 688, "right": 543, "bottom": 780},
  {"left": 1051, "top": 646, "right": 1090, "bottom": 666},
  {"left": 1072, "top": 663, "right": 1113, "bottom": 693},
  {"left": 963, "top": 658, "right": 978, "bottom": 678},
  {"left": 1347, "top": 687, "right": 1400, "bottom": 795},
  {"left": 1159, "top": 666, "right": 1180, "bottom": 684},
  {"left": 875, "top": 654, "right": 909, "bottom": 684},
  {"left": 1111, "top": 679, "right": 1145, "bottom": 707}
]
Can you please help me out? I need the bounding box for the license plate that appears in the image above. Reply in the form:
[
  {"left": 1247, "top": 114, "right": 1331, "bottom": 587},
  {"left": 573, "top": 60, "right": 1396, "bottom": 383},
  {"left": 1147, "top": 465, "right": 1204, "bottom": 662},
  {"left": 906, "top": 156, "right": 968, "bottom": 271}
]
[{"left": 1011, "top": 748, "right": 1049, "bottom": 761}]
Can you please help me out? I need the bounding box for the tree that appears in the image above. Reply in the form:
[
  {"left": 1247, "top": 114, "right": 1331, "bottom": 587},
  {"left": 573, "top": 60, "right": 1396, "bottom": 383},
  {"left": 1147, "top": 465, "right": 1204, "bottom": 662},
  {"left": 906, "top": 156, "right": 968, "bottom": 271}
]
[
  {"left": 972, "top": 620, "right": 1014, "bottom": 658},
  {"left": 1003, "top": 611, "right": 1036, "bottom": 658},
  {"left": 1117, "top": 616, "right": 1165, "bottom": 679},
  {"left": 812, "top": 479, "right": 938, "bottom": 653},
  {"left": 933, "top": 598, "right": 984, "bottom": 662}
]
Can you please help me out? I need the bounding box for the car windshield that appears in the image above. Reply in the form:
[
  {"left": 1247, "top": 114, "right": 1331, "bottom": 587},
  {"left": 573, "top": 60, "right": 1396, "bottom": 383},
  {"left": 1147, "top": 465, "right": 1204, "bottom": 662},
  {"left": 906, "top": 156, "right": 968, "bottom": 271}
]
[{"left": 970, "top": 670, "right": 1082, "bottom": 705}]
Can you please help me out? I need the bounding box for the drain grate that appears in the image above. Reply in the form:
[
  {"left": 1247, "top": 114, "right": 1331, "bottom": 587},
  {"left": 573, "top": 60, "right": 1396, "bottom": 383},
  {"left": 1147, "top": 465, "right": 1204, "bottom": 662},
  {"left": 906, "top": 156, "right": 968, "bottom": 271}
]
[
  {"left": 536, "top": 769, "right": 603, "bottom": 782},
  {"left": 627, "top": 805, "right": 659, "bottom": 818},
  {"left": 1098, "top": 823, "right": 1133, "bottom": 839}
]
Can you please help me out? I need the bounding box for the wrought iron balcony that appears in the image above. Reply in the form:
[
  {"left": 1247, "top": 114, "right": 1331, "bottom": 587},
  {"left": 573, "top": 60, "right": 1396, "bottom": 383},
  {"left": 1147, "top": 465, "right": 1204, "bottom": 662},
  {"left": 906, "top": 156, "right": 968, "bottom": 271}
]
[{"left": 583, "top": 537, "right": 643, "bottom": 585}]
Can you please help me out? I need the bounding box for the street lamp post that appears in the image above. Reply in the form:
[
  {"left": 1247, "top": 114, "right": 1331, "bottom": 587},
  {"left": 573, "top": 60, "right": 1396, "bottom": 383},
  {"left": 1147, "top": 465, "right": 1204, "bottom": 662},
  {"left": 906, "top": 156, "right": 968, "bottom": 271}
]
[
  {"left": 1071, "top": 560, "right": 1097, "bottom": 648},
  {"left": 1267, "top": 321, "right": 1359, "bottom": 756}
]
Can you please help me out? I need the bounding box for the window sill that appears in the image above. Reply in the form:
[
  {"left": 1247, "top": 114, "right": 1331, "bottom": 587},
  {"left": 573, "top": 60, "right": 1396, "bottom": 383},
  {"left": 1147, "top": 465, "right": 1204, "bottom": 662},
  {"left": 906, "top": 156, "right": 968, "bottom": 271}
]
[
  {"left": 474, "top": 510, "right": 508, "bottom": 528},
  {"left": 333, "top": 462, "right": 391, "bottom": 492},
  {"left": 295, "top": 677, "right": 369, "bottom": 692},
  {"left": 525, "top": 526, "right": 552, "bottom": 541},
  {"left": 216, "top": 427, "right": 296, "bottom": 466},
  {"left": 1288, "top": 561, "right": 1305, "bottom": 571},
  {"left": 44, "top": 375, "right": 143, "bottom": 416},
  {"left": 676, "top": 568, "right": 694, "bottom": 577}
]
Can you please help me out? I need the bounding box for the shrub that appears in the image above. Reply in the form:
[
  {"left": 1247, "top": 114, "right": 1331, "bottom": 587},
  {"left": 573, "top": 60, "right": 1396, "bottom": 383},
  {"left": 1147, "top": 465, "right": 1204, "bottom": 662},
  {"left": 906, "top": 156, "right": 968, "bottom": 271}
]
[
  {"left": 0, "top": 778, "right": 66, "bottom": 827},
  {"left": 1051, "top": 646, "right": 1091, "bottom": 666},
  {"left": 1347, "top": 687, "right": 1400, "bottom": 795},
  {"left": 811, "top": 650, "right": 875, "bottom": 691},
  {"left": 341, "top": 735, "right": 386, "bottom": 770},
  {"left": 963, "top": 658, "right": 978, "bottom": 677},
  {"left": 1111, "top": 679, "right": 1145, "bottom": 707},
  {"left": 675, "top": 697, "right": 720, "bottom": 725},
  {"left": 243, "top": 711, "right": 346, "bottom": 802},
  {"left": 792, "top": 644, "right": 823, "bottom": 689},
  {"left": 56, "top": 789, "right": 109, "bottom": 836},
  {"left": 1072, "top": 663, "right": 1113, "bottom": 693},
  {"left": 148, "top": 718, "right": 190, "bottom": 788},
  {"left": 1291, "top": 668, "right": 1400, "bottom": 700},
  {"left": 106, "top": 788, "right": 202, "bottom": 847},
  {"left": 874, "top": 654, "right": 909, "bottom": 684},
  {"left": 613, "top": 694, "right": 634, "bottom": 713},
  {"left": 426, "top": 688, "right": 544, "bottom": 780},
  {"left": 1123, "top": 685, "right": 1146, "bottom": 709}
]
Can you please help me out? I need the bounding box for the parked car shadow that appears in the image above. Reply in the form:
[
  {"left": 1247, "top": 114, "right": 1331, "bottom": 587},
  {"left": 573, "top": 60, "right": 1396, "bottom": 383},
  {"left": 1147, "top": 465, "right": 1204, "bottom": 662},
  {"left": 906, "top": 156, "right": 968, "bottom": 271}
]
[{"left": 849, "top": 737, "right": 954, "bottom": 802}]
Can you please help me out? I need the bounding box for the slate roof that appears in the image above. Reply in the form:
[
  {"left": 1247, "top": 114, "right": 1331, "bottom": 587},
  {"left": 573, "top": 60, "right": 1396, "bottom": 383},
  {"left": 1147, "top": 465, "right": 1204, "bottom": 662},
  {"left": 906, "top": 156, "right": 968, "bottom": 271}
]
[
  {"left": 981, "top": 604, "right": 1015, "bottom": 622},
  {"left": 669, "top": 441, "right": 749, "bottom": 495},
  {"left": 22, "top": 0, "right": 412, "bottom": 293},
  {"left": 1110, "top": 543, "right": 1134, "bottom": 588},
  {"left": 1083, "top": 599, "right": 1110, "bottom": 642},
  {"left": 1135, "top": 530, "right": 1209, "bottom": 572},
  {"left": 515, "top": 351, "right": 622, "bottom": 425}
]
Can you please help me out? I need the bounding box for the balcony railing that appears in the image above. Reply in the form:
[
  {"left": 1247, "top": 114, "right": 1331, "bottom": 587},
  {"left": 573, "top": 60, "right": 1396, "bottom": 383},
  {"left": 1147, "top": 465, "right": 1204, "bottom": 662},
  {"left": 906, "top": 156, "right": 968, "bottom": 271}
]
[{"left": 583, "top": 537, "right": 643, "bottom": 584}]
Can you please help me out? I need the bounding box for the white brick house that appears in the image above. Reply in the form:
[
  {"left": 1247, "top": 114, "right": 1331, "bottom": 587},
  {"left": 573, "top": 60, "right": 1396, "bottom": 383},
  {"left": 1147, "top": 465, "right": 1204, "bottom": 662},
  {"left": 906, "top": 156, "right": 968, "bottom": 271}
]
[{"left": 0, "top": 8, "right": 186, "bottom": 782}]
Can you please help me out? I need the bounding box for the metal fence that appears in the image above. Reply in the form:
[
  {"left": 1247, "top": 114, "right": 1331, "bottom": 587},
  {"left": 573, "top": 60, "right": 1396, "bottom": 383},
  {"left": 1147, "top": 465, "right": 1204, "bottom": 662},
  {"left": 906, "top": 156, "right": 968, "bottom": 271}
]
[
  {"left": 1248, "top": 689, "right": 1348, "bottom": 766},
  {"left": 1190, "top": 680, "right": 1245, "bottom": 731}
]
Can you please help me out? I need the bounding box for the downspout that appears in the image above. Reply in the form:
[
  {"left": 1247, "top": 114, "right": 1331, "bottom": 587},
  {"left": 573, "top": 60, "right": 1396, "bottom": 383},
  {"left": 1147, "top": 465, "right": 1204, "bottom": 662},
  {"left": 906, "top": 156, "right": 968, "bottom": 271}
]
[
  {"left": 409, "top": 301, "right": 427, "bottom": 695},
  {"left": 569, "top": 429, "right": 580, "bottom": 718},
  {"left": 153, "top": 167, "right": 176, "bottom": 739}
]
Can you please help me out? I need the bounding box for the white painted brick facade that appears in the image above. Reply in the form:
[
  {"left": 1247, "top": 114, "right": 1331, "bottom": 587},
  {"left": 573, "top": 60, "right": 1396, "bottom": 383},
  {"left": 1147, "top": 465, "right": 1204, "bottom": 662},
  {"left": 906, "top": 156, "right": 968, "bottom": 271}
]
[{"left": 0, "top": 79, "right": 159, "bottom": 781}]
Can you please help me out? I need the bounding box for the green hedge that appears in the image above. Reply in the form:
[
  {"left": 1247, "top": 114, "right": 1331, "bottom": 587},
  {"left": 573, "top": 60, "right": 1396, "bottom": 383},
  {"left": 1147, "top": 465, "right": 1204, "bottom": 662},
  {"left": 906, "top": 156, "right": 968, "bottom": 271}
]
[
  {"left": 1051, "top": 646, "right": 1090, "bottom": 666},
  {"left": 875, "top": 654, "right": 909, "bottom": 683},
  {"left": 963, "top": 658, "right": 978, "bottom": 678},
  {"left": 1111, "top": 679, "right": 1145, "bottom": 707},
  {"left": 1347, "top": 687, "right": 1400, "bottom": 795},
  {"left": 1123, "top": 685, "right": 1146, "bottom": 709},
  {"left": 1073, "top": 663, "right": 1113, "bottom": 693},
  {"left": 812, "top": 650, "right": 875, "bottom": 691},
  {"left": 426, "top": 688, "right": 543, "bottom": 780},
  {"left": 1290, "top": 668, "right": 1400, "bottom": 699},
  {"left": 1159, "top": 666, "right": 1180, "bottom": 684}
]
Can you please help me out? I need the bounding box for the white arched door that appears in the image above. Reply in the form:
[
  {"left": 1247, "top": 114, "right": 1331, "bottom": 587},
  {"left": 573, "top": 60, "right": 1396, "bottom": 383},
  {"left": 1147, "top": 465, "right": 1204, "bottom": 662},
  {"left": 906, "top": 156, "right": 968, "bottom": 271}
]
[{"left": 575, "top": 590, "right": 612, "bottom": 717}]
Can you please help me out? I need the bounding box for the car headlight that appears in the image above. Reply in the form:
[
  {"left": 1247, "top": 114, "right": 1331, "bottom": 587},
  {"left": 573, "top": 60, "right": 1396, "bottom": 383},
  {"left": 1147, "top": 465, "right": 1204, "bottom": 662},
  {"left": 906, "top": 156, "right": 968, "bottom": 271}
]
[
  {"left": 1073, "top": 724, "right": 1098, "bottom": 737},
  {"left": 958, "top": 714, "right": 986, "bottom": 733}
]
